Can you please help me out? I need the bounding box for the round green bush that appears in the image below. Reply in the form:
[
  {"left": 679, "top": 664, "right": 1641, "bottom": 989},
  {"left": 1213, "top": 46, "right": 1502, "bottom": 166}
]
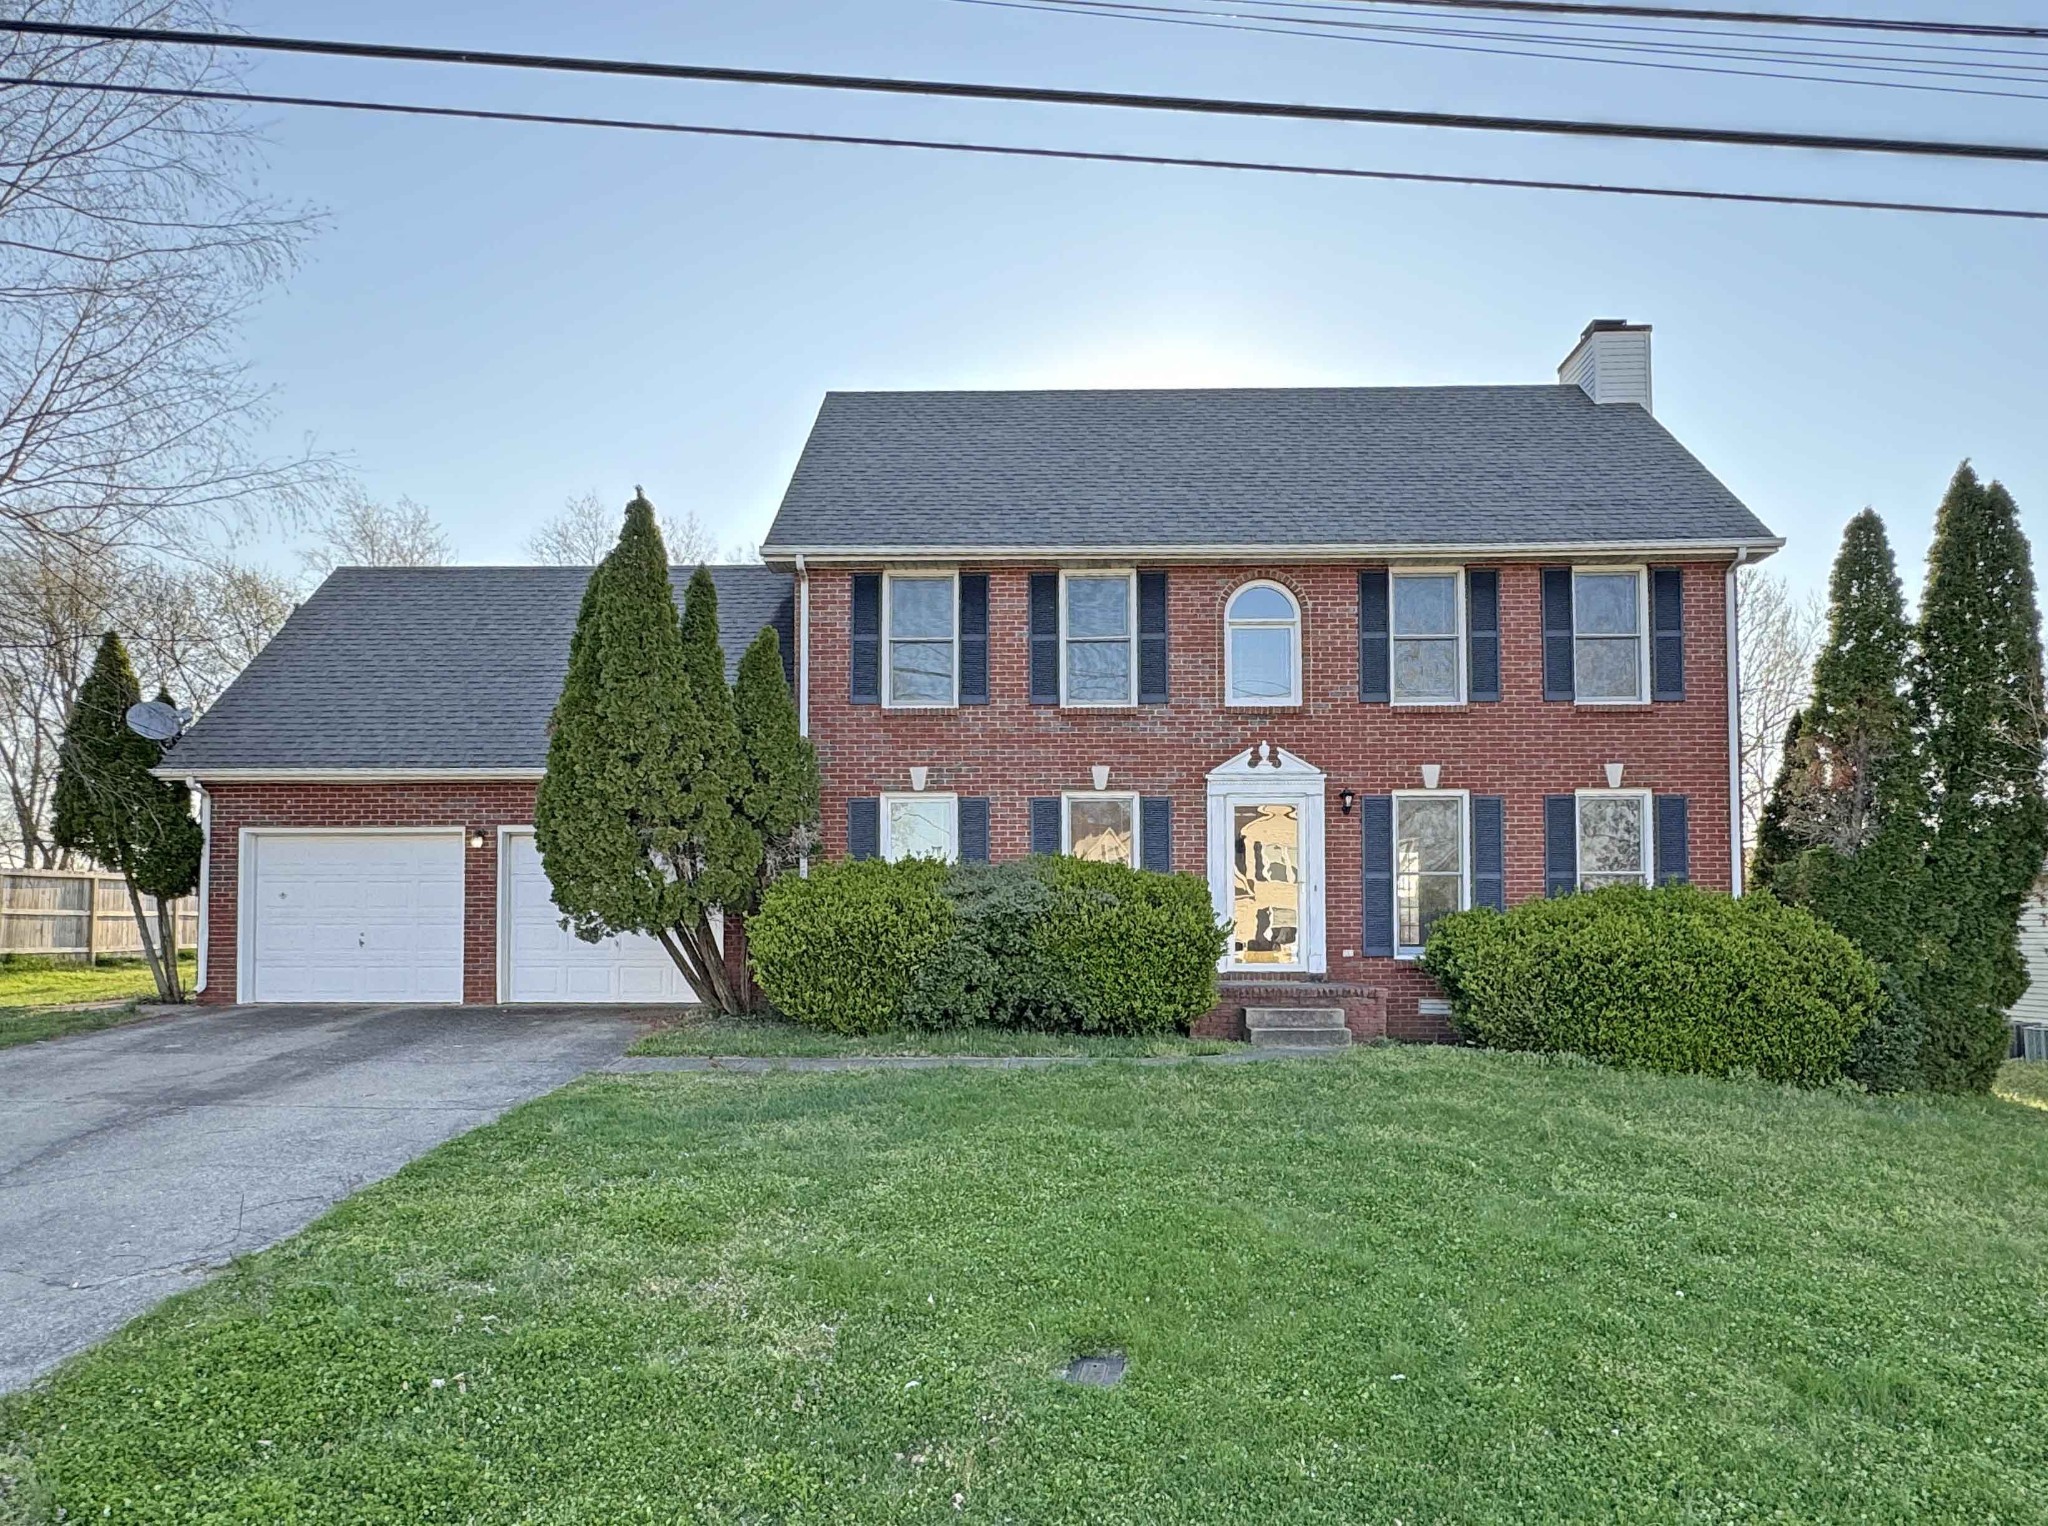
[
  {"left": 1420, "top": 885, "right": 1880, "bottom": 1087},
  {"left": 1031, "top": 857, "right": 1228, "bottom": 1034},
  {"left": 746, "top": 858, "right": 953, "bottom": 1033}
]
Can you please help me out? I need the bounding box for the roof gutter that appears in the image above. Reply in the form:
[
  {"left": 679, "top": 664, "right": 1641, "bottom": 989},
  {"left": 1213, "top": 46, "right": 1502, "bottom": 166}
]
[
  {"left": 151, "top": 766, "right": 547, "bottom": 783},
  {"left": 761, "top": 536, "right": 1786, "bottom": 566}
]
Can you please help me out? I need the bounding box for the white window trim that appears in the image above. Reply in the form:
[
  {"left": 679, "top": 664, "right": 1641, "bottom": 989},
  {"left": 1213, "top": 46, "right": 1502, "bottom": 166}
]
[
  {"left": 1391, "top": 789, "right": 1471, "bottom": 960},
  {"left": 1574, "top": 788, "right": 1654, "bottom": 889},
  {"left": 1390, "top": 566, "right": 1467, "bottom": 707},
  {"left": 879, "top": 792, "right": 959, "bottom": 863},
  {"left": 1223, "top": 579, "right": 1303, "bottom": 709},
  {"left": 1571, "top": 564, "right": 1651, "bottom": 707},
  {"left": 1059, "top": 567, "right": 1138, "bottom": 708},
  {"left": 881, "top": 569, "right": 959, "bottom": 710},
  {"left": 1061, "top": 790, "right": 1141, "bottom": 866}
]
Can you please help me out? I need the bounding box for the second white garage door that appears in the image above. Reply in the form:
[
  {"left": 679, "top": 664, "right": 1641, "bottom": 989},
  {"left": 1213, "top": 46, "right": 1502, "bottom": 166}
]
[
  {"left": 498, "top": 829, "right": 701, "bottom": 1002},
  {"left": 242, "top": 830, "right": 465, "bottom": 1003}
]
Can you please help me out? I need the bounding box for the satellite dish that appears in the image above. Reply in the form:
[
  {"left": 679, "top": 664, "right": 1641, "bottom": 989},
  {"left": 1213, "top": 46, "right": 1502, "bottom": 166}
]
[{"left": 125, "top": 701, "right": 185, "bottom": 741}]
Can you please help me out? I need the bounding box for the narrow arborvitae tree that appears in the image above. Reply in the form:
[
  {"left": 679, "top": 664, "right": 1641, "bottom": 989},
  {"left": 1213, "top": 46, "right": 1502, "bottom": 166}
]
[
  {"left": 51, "top": 640, "right": 200, "bottom": 1001},
  {"left": 1748, "top": 711, "right": 1806, "bottom": 885},
  {"left": 1758, "top": 512, "right": 1930, "bottom": 977},
  {"left": 1912, "top": 464, "right": 2048, "bottom": 1091},
  {"left": 533, "top": 493, "right": 757, "bottom": 1013},
  {"left": 733, "top": 626, "right": 820, "bottom": 888}
]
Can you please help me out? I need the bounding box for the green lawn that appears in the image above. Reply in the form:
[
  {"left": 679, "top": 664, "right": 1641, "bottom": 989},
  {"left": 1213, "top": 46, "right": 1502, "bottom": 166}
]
[
  {"left": 1996, "top": 1058, "right": 2048, "bottom": 1111},
  {"left": 629, "top": 1010, "right": 1231, "bottom": 1058},
  {"left": 0, "top": 954, "right": 196, "bottom": 1050},
  {"left": 3, "top": 1049, "right": 2045, "bottom": 1523}
]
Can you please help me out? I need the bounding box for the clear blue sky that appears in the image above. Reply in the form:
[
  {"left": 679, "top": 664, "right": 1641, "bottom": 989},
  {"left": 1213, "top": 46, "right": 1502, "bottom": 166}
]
[{"left": 231, "top": 0, "right": 2048, "bottom": 596}]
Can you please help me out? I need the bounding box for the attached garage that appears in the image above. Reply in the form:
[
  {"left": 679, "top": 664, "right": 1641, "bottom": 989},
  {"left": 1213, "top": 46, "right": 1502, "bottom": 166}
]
[
  {"left": 496, "top": 828, "right": 701, "bottom": 1003},
  {"left": 239, "top": 830, "right": 465, "bottom": 1003}
]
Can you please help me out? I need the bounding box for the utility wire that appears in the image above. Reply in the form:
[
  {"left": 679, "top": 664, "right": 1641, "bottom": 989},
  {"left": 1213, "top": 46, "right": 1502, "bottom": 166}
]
[
  {"left": 7, "top": 17, "right": 2048, "bottom": 163},
  {"left": 960, "top": 0, "right": 2048, "bottom": 100},
  {"left": 9, "top": 74, "right": 2046, "bottom": 224},
  {"left": 1314, "top": 1, "right": 2048, "bottom": 40}
]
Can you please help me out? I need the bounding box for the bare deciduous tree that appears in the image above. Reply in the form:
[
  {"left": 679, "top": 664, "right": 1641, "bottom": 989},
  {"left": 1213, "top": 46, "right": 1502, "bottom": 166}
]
[
  {"left": 1738, "top": 566, "right": 1824, "bottom": 853},
  {"left": 298, "top": 488, "right": 453, "bottom": 577},
  {"left": 0, "top": 539, "right": 294, "bottom": 865},
  {"left": 0, "top": 0, "right": 330, "bottom": 557},
  {"left": 524, "top": 490, "right": 754, "bottom": 566}
]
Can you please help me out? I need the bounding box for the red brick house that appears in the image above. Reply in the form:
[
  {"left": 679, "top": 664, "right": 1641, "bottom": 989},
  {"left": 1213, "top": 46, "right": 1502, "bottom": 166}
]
[{"left": 165, "top": 320, "right": 1779, "bottom": 1037}]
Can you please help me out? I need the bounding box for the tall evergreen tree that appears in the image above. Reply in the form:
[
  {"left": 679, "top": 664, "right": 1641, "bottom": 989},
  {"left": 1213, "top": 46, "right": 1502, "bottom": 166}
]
[
  {"left": 1748, "top": 711, "right": 1806, "bottom": 885},
  {"left": 533, "top": 494, "right": 762, "bottom": 1013},
  {"left": 732, "top": 626, "right": 820, "bottom": 887},
  {"left": 51, "top": 638, "right": 200, "bottom": 1001},
  {"left": 1912, "top": 463, "right": 2048, "bottom": 1091}
]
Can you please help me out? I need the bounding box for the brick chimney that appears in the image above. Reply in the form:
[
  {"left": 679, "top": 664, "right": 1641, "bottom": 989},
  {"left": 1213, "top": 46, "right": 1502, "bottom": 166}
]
[{"left": 1558, "top": 319, "right": 1652, "bottom": 412}]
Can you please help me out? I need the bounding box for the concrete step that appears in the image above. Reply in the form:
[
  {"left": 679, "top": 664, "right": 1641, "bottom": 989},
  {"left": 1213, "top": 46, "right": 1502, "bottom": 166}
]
[
  {"left": 1244, "top": 1006, "right": 1348, "bottom": 1031},
  {"left": 1246, "top": 1025, "right": 1352, "bottom": 1050}
]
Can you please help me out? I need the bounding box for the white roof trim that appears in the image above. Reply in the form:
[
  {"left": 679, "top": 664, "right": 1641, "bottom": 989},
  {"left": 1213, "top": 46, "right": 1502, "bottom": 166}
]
[
  {"left": 763, "top": 538, "right": 1784, "bottom": 566},
  {"left": 152, "top": 766, "right": 546, "bottom": 783}
]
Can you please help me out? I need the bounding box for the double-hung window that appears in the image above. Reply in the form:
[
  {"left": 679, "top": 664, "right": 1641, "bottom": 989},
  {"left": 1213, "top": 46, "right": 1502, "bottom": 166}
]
[
  {"left": 1572, "top": 568, "right": 1647, "bottom": 703},
  {"left": 884, "top": 572, "right": 957, "bottom": 707},
  {"left": 1064, "top": 792, "right": 1139, "bottom": 865},
  {"left": 1393, "top": 792, "right": 1467, "bottom": 956},
  {"left": 1391, "top": 571, "right": 1463, "bottom": 704},
  {"left": 881, "top": 793, "right": 958, "bottom": 863},
  {"left": 1576, "top": 790, "right": 1651, "bottom": 888},
  {"left": 1062, "top": 571, "right": 1136, "bottom": 706}
]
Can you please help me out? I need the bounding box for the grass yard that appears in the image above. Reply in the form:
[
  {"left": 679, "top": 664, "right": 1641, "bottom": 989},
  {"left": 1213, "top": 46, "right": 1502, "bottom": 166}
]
[
  {"left": 0, "top": 954, "right": 195, "bottom": 1050},
  {"left": 3, "top": 1049, "right": 2045, "bottom": 1524},
  {"left": 1996, "top": 1058, "right": 2048, "bottom": 1111},
  {"left": 629, "top": 1010, "right": 1231, "bottom": 1058}
]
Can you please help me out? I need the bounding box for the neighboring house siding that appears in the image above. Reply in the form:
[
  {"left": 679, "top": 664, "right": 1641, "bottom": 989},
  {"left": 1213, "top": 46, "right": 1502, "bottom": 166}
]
[
  {"left": 2013, "top": 895, "right": 2048, "bottom": 1027},
  {"left": 806, "top": 560, "right": 1736, "bottom": 1041},
  {"left": 197, "top": 781, "right": 745, "bottom": 1007}
]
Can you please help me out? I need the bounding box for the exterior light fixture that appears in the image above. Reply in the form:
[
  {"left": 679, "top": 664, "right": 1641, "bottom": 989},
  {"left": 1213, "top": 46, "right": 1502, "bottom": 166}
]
[
  {"left": 909, "top": 766, "right": 929, "bottom": 792},
  {"left": 1338, "top": 789, "right": 1356, "bottom": 815},
  {"left": 467, "top": 830, "right": 484, "bottom": 849}
]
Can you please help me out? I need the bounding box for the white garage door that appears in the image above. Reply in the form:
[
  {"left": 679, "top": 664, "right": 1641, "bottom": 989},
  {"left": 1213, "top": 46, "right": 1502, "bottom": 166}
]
[
  {"left": 499, "top": 830, "right": 700, "bottom": 1002},
  {"left": 243, "top": 831, "right": 464, "bottom": 1002}
]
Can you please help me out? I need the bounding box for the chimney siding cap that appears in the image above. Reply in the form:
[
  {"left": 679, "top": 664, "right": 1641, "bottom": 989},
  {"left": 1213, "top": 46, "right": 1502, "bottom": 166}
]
[{"left": 1559, "top": 320, "right": 1653, "bottom": 413}]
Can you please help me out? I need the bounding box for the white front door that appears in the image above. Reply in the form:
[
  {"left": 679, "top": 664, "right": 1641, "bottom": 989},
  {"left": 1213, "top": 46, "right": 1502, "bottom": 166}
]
[
  {"left": 1206, "top": 745, "right": 1326, "bottom": 974},
  {"left": 242, "top": 830, "right": 464, "bottom": 1002},
  {"left": 498, "top": 829, "right": 703, "bottom": 1003}
]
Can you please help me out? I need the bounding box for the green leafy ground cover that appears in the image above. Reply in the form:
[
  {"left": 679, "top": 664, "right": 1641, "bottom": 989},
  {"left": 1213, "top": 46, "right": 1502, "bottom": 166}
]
[{"left": 3, "top": 1047, "right": 2043, "bottom": 1522}]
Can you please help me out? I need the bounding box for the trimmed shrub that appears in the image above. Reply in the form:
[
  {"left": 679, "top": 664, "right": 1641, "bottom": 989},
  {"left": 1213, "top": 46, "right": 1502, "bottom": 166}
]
[
  {"left": 1033, "top": 857, "right": 1228, "bottom": 1034},
  {"left": 1844, "top": 971, "right": 1928, "bottom": 1095},
  {"left": 1421, "top": 885, "right": 1880, "bottom": 1087},
  {"left": 746, "top": 858, "right": 953, "bottom": 1033},
  {"left": 751, "top": 856, "right": 1226, "bottom": 1035}
]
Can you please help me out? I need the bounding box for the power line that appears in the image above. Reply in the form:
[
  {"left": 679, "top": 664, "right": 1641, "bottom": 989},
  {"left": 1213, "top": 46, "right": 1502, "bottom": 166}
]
[
  {"left": 10, "top": 74, "right": 2046, "bottom": 224},
  {"left": 1316, "top": 1, "right": 2048, "bottom": 40},
  {"left": 961, "top": 0, "right": 2048, "bottom": 101},
  {"left": 7, "top": 17, "right": 2048, "bottom": 164}
]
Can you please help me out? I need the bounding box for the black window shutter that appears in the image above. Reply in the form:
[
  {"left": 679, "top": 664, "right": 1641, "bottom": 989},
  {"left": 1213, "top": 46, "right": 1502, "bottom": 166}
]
[
  {"left": 1360, "top": 795, "right": 1395, "bottom": 956},
  {"left": 1651, "top": 567, "right": 1685, "bottom": 701},
  {"left": 958, "top": 574, "right": 990, "bottom": 705},
  {"left": 1029, "top": 797, "right": 1062, "bottom": 856},
  {"left": 1542, "top": 568, "right": 1575, "bottom": 702},
  {"left": 1140, "top": 796, "right": 1172, "bottom": 872},
  {"left": 850, "top": 574, "right": 882, "bottom": 706},
  {"left": 1472, "top": 795, "right": 1506, "bottom": 911},
  {"left": 1544, "top": 795, "right": 1578, "bottom": 896},
  {"left": 847, "top": 797, "right": 880, "bottom": 861},
  {"left": 1467, "top": 568, "right": 1501, "bottom": 703},
  {"left": 1138, "top": 571, "right": 1169, "bottom": 705},
  {"left": 959, "top": 797, "right": 991, "bottom": 862},
  {"left": 1655, "top": 794, "right": 1690, "bottom": 884},
  {"left": 1028, "top": 573, "right": 1060, "bottom": 706},
  {"left": 1358, "top": 569, "right": 1391, "bottom": 704}
]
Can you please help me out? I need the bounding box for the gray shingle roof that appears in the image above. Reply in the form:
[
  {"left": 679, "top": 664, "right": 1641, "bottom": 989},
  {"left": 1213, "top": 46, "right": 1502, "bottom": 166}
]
[
  {"left": 761, "top": 385, "right": 1775, "bottom": 555},
  {"left": 163, "top": 565, "right": 794, "bottom": 773}
]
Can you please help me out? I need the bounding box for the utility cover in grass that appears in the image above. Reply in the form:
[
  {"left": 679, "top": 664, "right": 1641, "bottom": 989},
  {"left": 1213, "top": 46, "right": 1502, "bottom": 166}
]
[{"left": 1060, "top": 1351, "right": 1126, "bottom": 1387}]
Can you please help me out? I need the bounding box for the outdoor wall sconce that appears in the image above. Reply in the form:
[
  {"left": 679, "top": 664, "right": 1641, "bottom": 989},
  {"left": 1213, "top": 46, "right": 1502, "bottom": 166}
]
[
  {"left": 1420, "top": 764, "right": 1442, "bottom": 790},
  {"left": 1605, "top": 762, "right": 1625, "bottom": 788},
  {"left": 909, "top": 766, "right": 929, "bottom": 792},
  {"left": 467, "top": 830, "right": 485, "bottom": 849},
  {"left": 1338, "top": 788, "right": 1356, "bottom": 815},
  {"left": 1092, "top": 764, "right": 1110, "bottom": 790}
]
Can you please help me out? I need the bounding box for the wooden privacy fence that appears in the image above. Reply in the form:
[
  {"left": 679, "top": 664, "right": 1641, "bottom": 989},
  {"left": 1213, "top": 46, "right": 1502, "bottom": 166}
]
[{"left": 0, "top": 869, "right": 197, "bottom": 960}]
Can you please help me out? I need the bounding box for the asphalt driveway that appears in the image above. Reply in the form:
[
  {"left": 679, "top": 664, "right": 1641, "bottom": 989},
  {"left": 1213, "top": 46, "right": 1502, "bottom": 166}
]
[{"left": 0, "top": 1003, "right": 642, "bottom": 1393}]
